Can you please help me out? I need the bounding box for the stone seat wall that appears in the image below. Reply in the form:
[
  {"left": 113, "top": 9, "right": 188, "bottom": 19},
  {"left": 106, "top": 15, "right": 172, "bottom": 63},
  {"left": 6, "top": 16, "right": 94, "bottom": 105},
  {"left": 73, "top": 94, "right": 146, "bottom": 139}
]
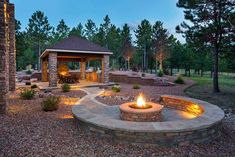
[{"left": 160, "top": 95, "right": 204, "bottom": 116}]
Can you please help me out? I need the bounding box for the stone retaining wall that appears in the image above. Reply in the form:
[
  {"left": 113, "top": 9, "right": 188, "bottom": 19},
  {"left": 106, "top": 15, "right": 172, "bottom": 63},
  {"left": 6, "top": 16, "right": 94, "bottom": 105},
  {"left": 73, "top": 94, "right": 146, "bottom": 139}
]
[
  {"left": 76, "top": 118, "right": 222, "bottom": 146},
  {"left": 109, "top": 73, "right": 173, "bottom": 86}
]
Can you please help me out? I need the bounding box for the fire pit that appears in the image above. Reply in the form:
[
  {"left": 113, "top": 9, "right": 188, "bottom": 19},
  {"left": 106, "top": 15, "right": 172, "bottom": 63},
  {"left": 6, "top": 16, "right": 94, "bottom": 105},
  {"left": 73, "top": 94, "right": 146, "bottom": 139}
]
[{"left": 119, "top": 94, "right": 164, "bottom": 122}]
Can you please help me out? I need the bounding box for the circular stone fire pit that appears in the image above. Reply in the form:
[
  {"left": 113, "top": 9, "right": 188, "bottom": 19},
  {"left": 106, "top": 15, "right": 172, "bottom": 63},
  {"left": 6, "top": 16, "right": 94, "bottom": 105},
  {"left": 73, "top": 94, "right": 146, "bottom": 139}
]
[
  {"left": 72, "top": 90, "right": 225, "bottom": 146},
  {"left": 119, "top": 102, "right": 164, "bottom": 122}
]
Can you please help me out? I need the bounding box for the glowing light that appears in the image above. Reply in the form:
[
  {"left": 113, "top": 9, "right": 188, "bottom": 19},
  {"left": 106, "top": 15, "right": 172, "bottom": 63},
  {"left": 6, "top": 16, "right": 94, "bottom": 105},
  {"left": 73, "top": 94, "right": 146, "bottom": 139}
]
[
  {"left": 136, "top": 93, "right": 146, "bottom": 108},
  {"left": 60, "top": 71, "right": 67, "bottom": 76}
]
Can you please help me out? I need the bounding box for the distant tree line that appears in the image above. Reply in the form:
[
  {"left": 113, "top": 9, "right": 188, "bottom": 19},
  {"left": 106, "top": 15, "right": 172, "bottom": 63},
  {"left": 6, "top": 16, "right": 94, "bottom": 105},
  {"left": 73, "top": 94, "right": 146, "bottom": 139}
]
[{"left": 15, "top": 0, "right": 234, "bottom": 93}]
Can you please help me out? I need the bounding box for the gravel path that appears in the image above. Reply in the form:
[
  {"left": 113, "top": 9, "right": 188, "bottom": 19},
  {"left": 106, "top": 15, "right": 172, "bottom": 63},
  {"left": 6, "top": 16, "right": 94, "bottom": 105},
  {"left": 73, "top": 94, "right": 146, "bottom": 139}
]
[{"left": 0, "top": 88, "right": 234, "bottom": 157}]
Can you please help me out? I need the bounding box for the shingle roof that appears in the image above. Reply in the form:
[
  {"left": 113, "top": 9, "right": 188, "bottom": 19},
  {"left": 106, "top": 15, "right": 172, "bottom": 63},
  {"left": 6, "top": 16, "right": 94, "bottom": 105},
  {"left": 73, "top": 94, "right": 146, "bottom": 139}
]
[{"left": 48, "top": 36, "right": 112, "bottom": 53}]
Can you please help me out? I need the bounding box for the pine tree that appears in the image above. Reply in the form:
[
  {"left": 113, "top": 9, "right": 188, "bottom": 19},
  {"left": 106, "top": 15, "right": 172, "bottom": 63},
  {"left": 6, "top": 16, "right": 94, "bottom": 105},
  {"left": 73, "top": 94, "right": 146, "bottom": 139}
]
[
  {"left": 69, "top": 23, "right": 85, "bottom": 37},
  {"left": 176, "top": 0, "right": 235, "bottom": 92},
  {"left": 152, "top": 21, "right": 170, "bottom": 72},
  {"left": 56, "top": 19, "right": 70, "bottom": 39},
  {"left": 135, "top": 20, "right": 152, "bottom": 71},
  {"left": 85, "top": 19, "right": 97, "bottom": 41},
  {"left": 27, "top": 11, "right": 53, "bottom": 69}
]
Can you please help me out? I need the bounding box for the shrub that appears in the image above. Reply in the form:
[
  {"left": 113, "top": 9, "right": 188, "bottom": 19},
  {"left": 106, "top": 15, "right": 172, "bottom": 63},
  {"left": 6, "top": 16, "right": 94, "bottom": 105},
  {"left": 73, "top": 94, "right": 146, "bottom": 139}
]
[
  {"left": 61, "top": 83, "right": 71, "bottom": 92},
  {"left": 174, "top": 75, "right": 185, "bottom": 84},
  {"left": 31, "top": 84, "right": 38, "bottom": 89},
  {"left": 25, "top": 82, "right": 31, "bottom": 85},
  {"left": 42, "top": 96, "right": 60, "bottom": 111},
  {"left": 158, "top": 70, "right": 164, "bottom": 77},
  {"left": 133, "top": 84, "right": 140, "bottom": 89},
  {"left": 20, "top": 89, "right": 35, "bottom": 100},
  {"left": 112, "top": 85, "right": 121, "bottom": 93}
]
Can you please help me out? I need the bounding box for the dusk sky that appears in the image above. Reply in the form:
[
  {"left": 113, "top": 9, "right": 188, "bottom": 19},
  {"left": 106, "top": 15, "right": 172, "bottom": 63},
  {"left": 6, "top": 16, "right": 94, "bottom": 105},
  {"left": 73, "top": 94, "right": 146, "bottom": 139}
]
[{"left": 11, "top": 0, "right": 185, "bottom": 42}]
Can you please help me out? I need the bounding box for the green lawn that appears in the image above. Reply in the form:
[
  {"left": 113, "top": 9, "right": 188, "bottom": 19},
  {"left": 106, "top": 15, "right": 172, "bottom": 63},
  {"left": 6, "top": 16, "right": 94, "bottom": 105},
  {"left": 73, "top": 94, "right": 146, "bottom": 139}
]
[{"left": 185, "top": 75, "right": 235, "bottom": 109}]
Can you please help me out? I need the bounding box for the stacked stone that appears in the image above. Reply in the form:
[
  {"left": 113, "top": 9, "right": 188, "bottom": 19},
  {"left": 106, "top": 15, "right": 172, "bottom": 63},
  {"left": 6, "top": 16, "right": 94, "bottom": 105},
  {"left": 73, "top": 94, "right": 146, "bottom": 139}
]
[
  {"left": 102, "top": 55, "right": 109, "bottom": 84},
  {"left": 0, "top": 0, "right": 15, "bottom": 114},
  {"left": 160, "top": 96, "right": 204, "bottom": 116},
  {"left": 119, "top": 102, "right": 163, "bottom": 122},
  {"left": 79, "top": 60, "right": 86, "bottom": 80},
  {"left": 48, "top": 52, "right": 57, "bottom": 87}
]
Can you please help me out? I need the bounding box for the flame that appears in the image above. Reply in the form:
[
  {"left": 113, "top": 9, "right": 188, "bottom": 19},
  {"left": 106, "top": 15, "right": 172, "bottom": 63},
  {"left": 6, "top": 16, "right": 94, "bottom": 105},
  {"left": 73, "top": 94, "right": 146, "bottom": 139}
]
[
  {"left": 136, "top": 93, "right": 146, "bottom": 108},
  {"left": 60, "top": 71, "right": 67, "bottom": 76}
]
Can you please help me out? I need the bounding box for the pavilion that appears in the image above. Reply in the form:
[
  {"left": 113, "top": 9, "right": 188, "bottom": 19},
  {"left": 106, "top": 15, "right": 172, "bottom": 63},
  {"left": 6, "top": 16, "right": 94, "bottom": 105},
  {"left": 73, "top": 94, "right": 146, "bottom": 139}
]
[{"left": 40, "top": 36, "right": 112, "bottom": 87}]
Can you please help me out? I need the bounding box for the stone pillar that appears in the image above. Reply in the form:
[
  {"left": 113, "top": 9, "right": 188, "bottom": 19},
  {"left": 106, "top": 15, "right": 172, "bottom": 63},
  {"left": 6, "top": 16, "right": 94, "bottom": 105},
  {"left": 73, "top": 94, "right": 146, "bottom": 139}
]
[
  {"left": 0, "top": 1, "right": 7, "bottom": 114},
  {"left": 102, "top": 55, "right": 109, "bottom": 84},
  {"left": 80, "top": 60, "right": 86, "bottom": 80},
  {"left": 8, "top": 4, "right": 15, "bottom": 91},
  {"left": 41, "top": 59, "right": 48, "bottom": 82},
  {"left": 48, "top": 52, "right": 57, "bottom": 87},
  {"left": 0, "top": 0, "right": 15, "bottom": 114}
]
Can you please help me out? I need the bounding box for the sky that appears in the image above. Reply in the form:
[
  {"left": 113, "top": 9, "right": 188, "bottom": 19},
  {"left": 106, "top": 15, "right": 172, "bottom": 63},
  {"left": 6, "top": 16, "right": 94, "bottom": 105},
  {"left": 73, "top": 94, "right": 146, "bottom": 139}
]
[{"left": 11, "top": 0, "right": 185, "bottom": 42}]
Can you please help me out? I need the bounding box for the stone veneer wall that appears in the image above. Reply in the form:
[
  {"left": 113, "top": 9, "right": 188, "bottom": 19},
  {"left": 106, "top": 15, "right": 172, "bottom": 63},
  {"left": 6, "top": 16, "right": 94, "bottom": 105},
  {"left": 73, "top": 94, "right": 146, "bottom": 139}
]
[
  {"left": 48, "top": 52, "right": 57, "bottom": 87},
  {"left": 160, "top": 96, "right": 204, "bottom": 116},
  {"left": 0, "top": 0, "right": 15, "bottom": 114},
  {"left": 102, "top": 55, "right": 109, "bottom": 84},
  {"left": 76, "top": 119, "right": 222, "bottom": 146},
  {"left": 79, "top": 61, "right": 86, "bottom": 80}
]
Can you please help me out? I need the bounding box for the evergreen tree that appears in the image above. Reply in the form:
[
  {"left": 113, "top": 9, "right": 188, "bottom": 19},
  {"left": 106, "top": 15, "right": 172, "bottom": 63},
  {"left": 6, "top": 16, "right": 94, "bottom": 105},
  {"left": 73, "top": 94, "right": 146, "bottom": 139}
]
[
  {"left": 152, "top": 21, "right": 170, "bottom": 72},
  {"left": 176, "top": 0, "right": 235, "bottom": 92},
  {"left": 56, "top": 19, "right": 70, "bottom": 39},
  {"left": 85, "top": 19, "right": 97, "bottom": 41},
  {"left": 69, "top": 23, "right": 85, "bottom": 37},
  {"left": 27, "top": 11, "right": 53, "bottom": 69},
  {"left": 121, "top": 24, "right": 133, "bottom": 70},
  {"left": 135, "top": 20, "right": 152, "bottom": 71}
]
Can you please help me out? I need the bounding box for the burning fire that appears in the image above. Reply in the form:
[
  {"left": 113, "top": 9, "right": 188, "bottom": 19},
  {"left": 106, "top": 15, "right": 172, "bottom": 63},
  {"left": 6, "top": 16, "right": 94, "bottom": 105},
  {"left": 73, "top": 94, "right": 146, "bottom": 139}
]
[{"left": 136, "top": 93, "right": 146, "bottom": 108}]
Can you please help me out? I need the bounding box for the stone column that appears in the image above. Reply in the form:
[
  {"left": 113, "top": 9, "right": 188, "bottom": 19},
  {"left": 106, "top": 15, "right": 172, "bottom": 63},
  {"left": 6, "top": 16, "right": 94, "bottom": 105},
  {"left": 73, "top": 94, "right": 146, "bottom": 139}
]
[
  {"left": 80, "top": 60, "right": 86, "bottom": 80},
  {"left": 102, "top": 55, "right": 109, "bottom": 84},
  {"left": 41, "top": 59, "right": 48, "bottom": 82},
  {"left": 8, "top": 3, "right": 15, "bottom": 91},
  {"left": 48, "top": 52, "right": 57, "bottom": 87}
]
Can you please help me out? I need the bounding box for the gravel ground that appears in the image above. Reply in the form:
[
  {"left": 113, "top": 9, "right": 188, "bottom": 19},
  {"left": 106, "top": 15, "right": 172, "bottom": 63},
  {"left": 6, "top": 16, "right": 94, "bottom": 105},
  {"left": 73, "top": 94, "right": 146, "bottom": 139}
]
[
  {"left": 0, "top": 87, "right": 234, "bottom": 157},
  {"left": 96, "top": 78, "right": 194, "bottom": 106}
]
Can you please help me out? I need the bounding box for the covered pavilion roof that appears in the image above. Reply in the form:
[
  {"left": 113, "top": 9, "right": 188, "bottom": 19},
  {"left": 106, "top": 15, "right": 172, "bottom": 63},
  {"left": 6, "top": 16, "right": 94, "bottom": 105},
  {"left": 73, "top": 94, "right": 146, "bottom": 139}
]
[{"left": 40, "top": 36, "right": 112, "bottom": 59}]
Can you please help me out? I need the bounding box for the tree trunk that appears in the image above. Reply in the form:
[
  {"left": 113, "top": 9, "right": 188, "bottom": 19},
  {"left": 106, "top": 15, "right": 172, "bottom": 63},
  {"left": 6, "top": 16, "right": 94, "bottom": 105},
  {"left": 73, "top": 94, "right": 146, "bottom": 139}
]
[
  {"left": 189, "top": 68, "right": 191, "bottom": 77},
  {"left": 200, "top": 69, "right": 203, "bottom": 77},
  {"left": 38, "top": 41, "right": 41, "bottom": 70},
  {"left": 159, "top": 60, "right": 163, "bottom": 71},
  {"left": 128, "top": 59, "right": 130, "bottom": 71},
  {"left": 213, "top": 48, "right": 220, "bottom": 92},
  {"left": 155, "top": 60, "right": 158, "bottom": 76}
]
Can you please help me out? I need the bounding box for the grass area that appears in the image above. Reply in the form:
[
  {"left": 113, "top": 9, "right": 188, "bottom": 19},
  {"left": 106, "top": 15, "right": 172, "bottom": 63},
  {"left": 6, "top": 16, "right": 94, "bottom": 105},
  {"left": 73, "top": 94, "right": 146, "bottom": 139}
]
[{"left": 185, "top": 75, "right": 235, "bottom": 110}]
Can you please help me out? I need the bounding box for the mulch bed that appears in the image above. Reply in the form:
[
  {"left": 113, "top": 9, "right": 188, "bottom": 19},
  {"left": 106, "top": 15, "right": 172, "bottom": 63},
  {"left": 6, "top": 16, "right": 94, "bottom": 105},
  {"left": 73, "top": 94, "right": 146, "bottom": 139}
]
[{"left": 0, "top": 87, "right": 234, "bottom": 157}]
